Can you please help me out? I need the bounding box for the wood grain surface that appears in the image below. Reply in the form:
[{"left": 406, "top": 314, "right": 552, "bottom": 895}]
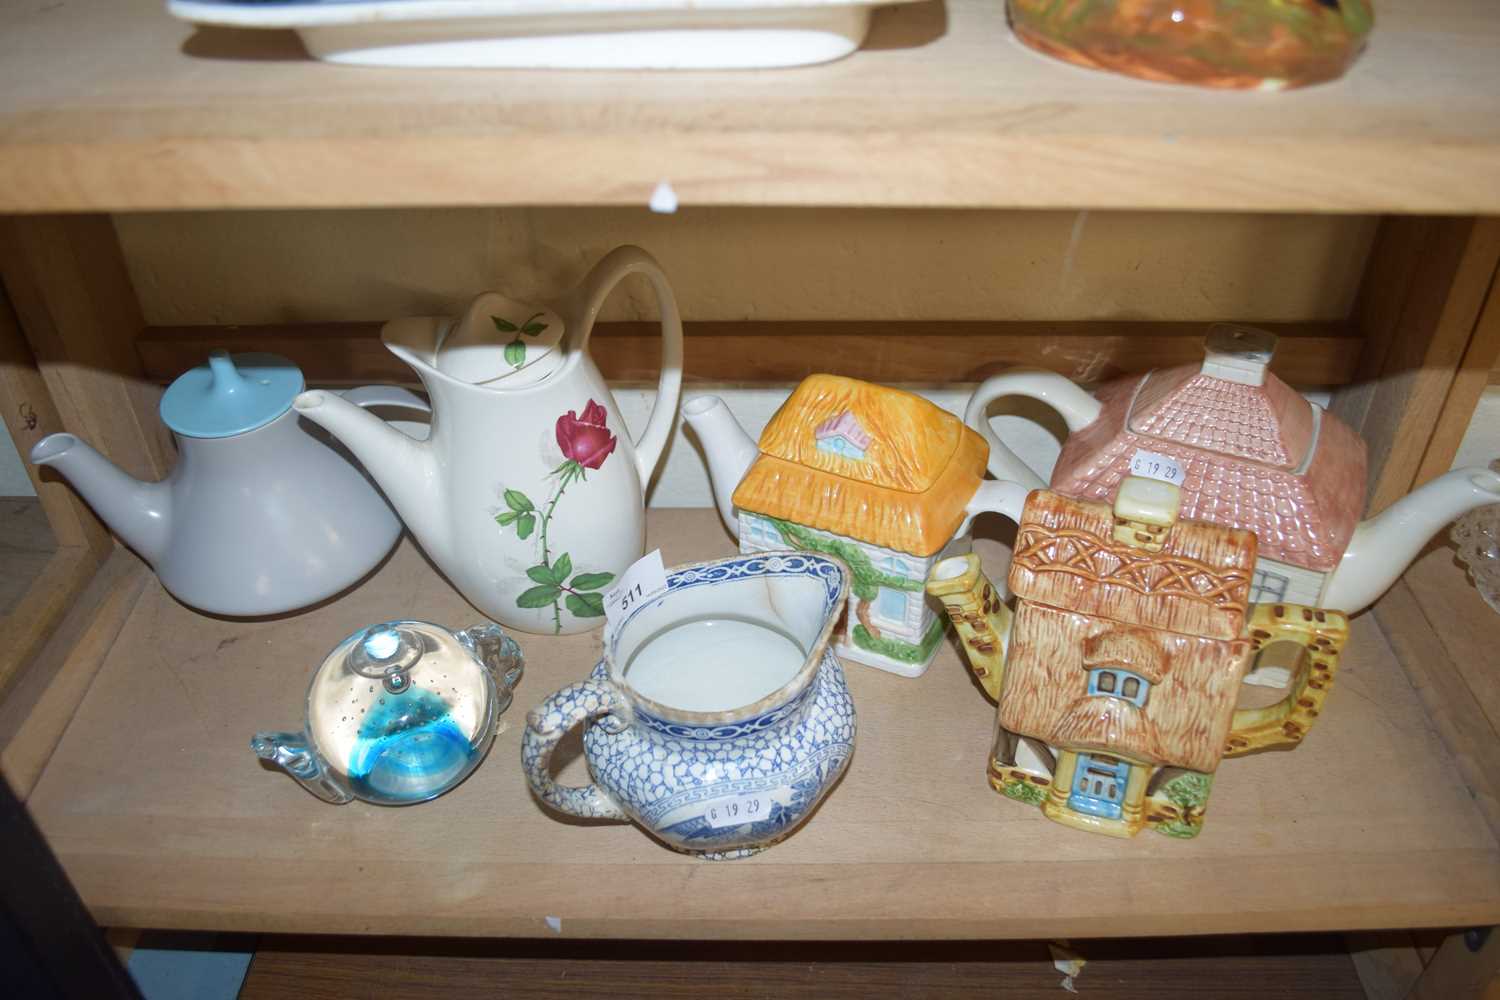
[
  {"left": 22, "top": 511, "right": 1500, "bottom": 939},
  {"left": 136, "top": 320, "right": 1360, "bottom": 387},
  {"left": 2, "top": 0, "right": 1498, "bottom": 212},
  {"left": 240, "top": 935, "right": 1365, "bottom": 999}
]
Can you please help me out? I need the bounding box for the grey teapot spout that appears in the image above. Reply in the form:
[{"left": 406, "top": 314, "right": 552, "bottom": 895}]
[{"left": 31, "top": 432, "right": 171, "bottom": 565}]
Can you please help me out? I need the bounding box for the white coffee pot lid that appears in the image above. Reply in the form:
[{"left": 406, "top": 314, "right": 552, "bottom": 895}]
[{"left": 434, "top": 291, "right": 566, "bottom": 388}]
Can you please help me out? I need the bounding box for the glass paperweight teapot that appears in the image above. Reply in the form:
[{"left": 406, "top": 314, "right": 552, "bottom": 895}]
[
  {"left": 1007, "top": 0, "right": 1374, "bottom": 90},
  {"left": 253, "top": 621, "right": 523, "bottom": 805}
]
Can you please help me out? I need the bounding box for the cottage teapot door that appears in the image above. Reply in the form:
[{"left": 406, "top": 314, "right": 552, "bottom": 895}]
[{"left": 1069, "top": 753, "right": 1129, "bottom": 820}]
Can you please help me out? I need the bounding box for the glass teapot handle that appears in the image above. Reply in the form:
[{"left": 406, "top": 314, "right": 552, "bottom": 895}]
[
  {"left": 560, "top": 246, "right": 684, "bottom": 486},
  {"left": 963, "top": 370, "right": 1103, "bottom": 490}
]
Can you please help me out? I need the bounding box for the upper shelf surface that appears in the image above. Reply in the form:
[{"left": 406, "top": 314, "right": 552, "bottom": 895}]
[{"left": 2, "top": 0, "right": 1498, "bottom": 212}]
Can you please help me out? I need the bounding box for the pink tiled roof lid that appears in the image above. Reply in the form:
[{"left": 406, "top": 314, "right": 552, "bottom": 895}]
[{"left": 1049, "top": 327, "right": 1367, "bottom": 574}]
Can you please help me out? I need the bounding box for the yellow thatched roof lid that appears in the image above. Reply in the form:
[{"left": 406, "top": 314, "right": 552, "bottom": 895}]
[{"left": 731, "top": 375, "right": 989, "bottom": 557}]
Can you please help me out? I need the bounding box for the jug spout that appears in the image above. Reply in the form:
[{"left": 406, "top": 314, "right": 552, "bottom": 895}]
[
  {"left": 1323, "top": 464, "right": 1500, "bottom": 614},
  {"left": 293, "top": 390, "right": 447, "bottom": 561},
  {"left": 926, "top": 553, "right": 1013, "bottom": 703},
  {"left": 683, "top": 395, "right": 759, "bottom": 538},
  {"left": 251, "top": 731, "right": 353, "bottom": 804},
  {"left": 30, "top": 433, "right": 171, "bottom": 565}
]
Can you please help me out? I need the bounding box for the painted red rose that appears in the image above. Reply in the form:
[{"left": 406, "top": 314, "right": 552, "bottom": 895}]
[{"left": 556, "top": 399, "right": 617, "bottom": 470}]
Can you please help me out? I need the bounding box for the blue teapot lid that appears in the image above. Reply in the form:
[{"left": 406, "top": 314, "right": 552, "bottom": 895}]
[{"left": 160, "top": 350, "right": 304, "bottom": 439}]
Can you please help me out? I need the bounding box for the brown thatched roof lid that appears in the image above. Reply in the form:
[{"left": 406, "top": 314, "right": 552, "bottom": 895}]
[
  {"left": 731, "top": 376, "right": 989, "bottom": 557},
  {"left": 1008, "top": 490, "right": 1257, "bottom": 640}
]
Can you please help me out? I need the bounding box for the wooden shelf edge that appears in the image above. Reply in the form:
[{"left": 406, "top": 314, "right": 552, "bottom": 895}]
[
  {"left": 0, "top": 550, "right": 151, "bottom": 800},
  {"left": 4, "top": 139, "right": 1500, "bottom": 216},
  {"left": 0, "top": 546, "right": 108, "bottom": 699}
]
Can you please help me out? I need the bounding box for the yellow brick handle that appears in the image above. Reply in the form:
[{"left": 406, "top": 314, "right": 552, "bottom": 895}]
[
  {"left": 926, "top": 553, "right": 1012, "bottom": 703},
  {"left": 1223, "top": 603, "right": 1347, "bottom": 758}
]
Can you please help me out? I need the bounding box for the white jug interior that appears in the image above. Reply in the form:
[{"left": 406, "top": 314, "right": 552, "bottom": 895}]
[{"left": 613, "top": 573, "right": 830, "bottom": 715}]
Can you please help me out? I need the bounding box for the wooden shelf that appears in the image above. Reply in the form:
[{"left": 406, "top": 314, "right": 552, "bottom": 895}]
[
  {"left": 20, "top": 509, "right": 1500, "bottom": 939},
  {"left": 2, "top": 0, "right": 1499, "bottom": 213}
]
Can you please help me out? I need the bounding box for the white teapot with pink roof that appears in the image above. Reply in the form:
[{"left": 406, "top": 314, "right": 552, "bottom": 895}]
[{"left": 964, "top": 324, "right": 1500, "bottom": 616}]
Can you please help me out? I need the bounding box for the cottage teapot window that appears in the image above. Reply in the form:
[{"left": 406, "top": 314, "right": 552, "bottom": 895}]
[{"left": 1087, "top": 667, "right": 1151, "bottom": 708}]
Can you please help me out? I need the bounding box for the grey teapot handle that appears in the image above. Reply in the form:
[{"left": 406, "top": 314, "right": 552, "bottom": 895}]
[
  {"left": 339, "top": 385, "right": 432, "bottom": 413},
  {"left": 560, "top": 246, "right": 684, "bottom": 485},
  {"left": 522, "top": 678, "right": 631, "bottom": 821}
]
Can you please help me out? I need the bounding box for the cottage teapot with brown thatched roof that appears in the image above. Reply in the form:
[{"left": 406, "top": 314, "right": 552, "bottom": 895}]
[
  {"left": 926, "top": 477, "right": 1349, "bottom": 841},
  {"left": 683, "top": 375, "right": 1031, "bottom": 678},
  {"left": 963, "top": 325, "right": 1500, "bottom": 617}
]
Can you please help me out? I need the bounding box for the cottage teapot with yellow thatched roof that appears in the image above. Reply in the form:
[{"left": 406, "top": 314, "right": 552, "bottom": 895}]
[
  {"left": 926, "top": 477, "right": 1347, "bottom": 840},
  {"left": 684, "top": 375, "right": 1029, "bottom": 677}
]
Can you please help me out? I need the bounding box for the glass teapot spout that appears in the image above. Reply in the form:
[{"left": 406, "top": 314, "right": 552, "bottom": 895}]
[{"left": 251, "top": 731, "right": 354, "bottom": 804}]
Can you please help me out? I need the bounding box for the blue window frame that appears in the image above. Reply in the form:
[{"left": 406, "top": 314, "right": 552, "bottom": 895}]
[
  {"left": 1087, "top": 667, "right": 1150, "bottom": 707},
  {"left": 743, "top": 515, "right": 783, "bottom": 550},
  {"left": 1068, "top": 753, "right": 1130, "bottom": 820}
]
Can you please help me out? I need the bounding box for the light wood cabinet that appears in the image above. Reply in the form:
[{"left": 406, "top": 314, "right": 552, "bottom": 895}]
[{"left": 2, "top": 0, "right": 1499, "bottom": 980}]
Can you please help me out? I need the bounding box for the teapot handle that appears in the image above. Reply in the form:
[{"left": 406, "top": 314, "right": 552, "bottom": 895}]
[
  {"left": 522, "top": 678, "right": 631, "bottom": 821},
  {"left": 964, "top": 370, "right": 1103, "bottom": 489},
  {"left": 562, "top": 246, "right": 684, "bottom": 486},
  {"left": 1223, "top": 604, "right": 1347, "bottom": 757}
]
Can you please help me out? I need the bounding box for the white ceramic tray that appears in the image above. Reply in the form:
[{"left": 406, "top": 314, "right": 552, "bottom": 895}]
[{"left": 166, "top": 0, "right": 915, "bottom": 69}]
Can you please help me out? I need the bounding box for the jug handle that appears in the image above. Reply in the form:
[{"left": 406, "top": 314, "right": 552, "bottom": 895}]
[
  {"left": 964, "top": 370, "right": 1103, "bottom": 489},
  {"left": 561, "top": 246, "right": 684, "bottom": 485},
  {"left": 1223, "top": 605, "right": 1348, "bottom": 758},
  {"left": 522, "top": 678, "right": 631, "bottom": 822}
]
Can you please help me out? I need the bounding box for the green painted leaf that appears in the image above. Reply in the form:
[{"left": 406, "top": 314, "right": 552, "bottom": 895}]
[
  {"left": 495, "top": 511, "right": 519, "bottom": 526},
  {"left": 491, "top": 316, "right": 518, "bottom": 333},
  {"left": 504, "top": 489, "right": 534, "bottom": 512},
  {"left": 521, "top": 321, "right": 548, "bottom": 336},
  {"left": 504, "top": 338, "right": 526, "bottom": 369},
  {"left": 552, "top": 552, "right": 572, "bottom": 582},
  {"left": 570, "top": 571, "right": 614, "bottom": 591},
  {"left": 526, "top": 564, "right": 560, "bottom": 585},
  {"left": 565, "top": 591, "right": 607, "bottom": 618},
  {"left": 516, "top": 513, "right": 536, "bottom": 539},
  {"left": 517, "top": 585, "right": 561, "bottom": 608}
]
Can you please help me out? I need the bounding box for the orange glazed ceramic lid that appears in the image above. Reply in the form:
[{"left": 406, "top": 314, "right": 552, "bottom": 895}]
[{"left": 731, "top": 375, "right": 989, "bottom": 558}]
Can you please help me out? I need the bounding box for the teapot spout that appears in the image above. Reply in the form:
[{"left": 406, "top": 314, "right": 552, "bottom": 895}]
[
  {"left": 293, "top": 390, "right": 447, "bottom": 561},
  {"left": 683, "top": 395, "right": 759, "bottom": 538},
  {"left": 926, "top": 554, "right": 1013, "bottom": 703},
  {"left": 1323, "top": 464, "right": 1500, "bottom": 614},
  {"left": 251, "top": 731, "right": 354, "bottom": 804},
  {"left": 30, "top": 433, "right": 171, "bottom": 565}
]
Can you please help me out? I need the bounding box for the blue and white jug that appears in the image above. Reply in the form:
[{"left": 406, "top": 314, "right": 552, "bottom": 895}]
[{"left": 522, "top": 552, "right": 856, "bottom": 859}]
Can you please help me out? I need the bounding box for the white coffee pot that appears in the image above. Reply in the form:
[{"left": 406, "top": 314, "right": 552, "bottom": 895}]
[{"left": 294, "top": 246, "right": 684, "bottom": 635}]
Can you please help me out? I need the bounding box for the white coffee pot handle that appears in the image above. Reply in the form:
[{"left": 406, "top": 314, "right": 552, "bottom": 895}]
[
  {"left": 963, "top": 369, "right": 1103, "bottom": 489},
  {"left": 560, "top": 245, "right": 685, "bottom": 486}
]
